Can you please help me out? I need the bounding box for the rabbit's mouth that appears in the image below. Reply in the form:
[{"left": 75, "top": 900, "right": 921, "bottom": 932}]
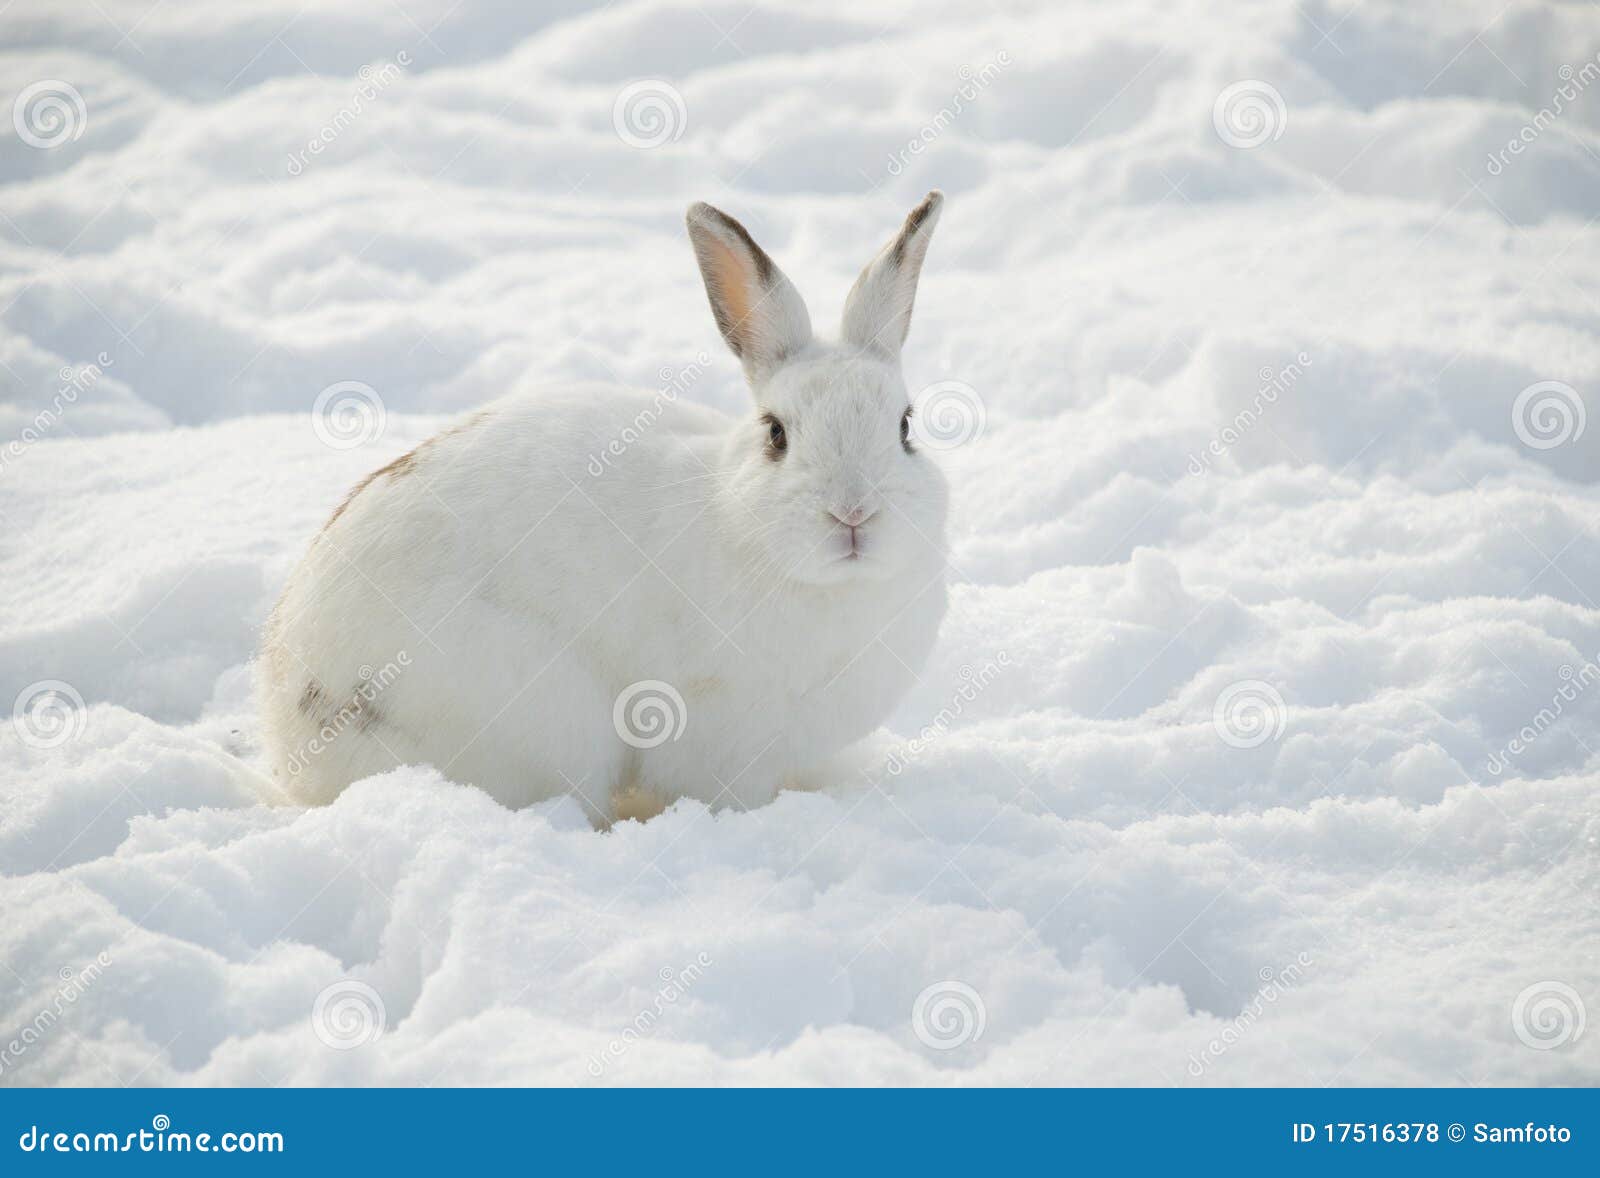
[
  {"left": 827, "top": 511, "right": 875, "bottom": 562},
  {"left": 823, "top": 542, "right": 879, "bottom": 578},
  {"left": 834, "top": 529, "right": 866, "bottom": 563}
]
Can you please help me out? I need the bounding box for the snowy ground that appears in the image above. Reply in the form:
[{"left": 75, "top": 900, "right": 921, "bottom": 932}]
[{"left": 3, "top": 0, "right": 1599, "bottom": 1086}]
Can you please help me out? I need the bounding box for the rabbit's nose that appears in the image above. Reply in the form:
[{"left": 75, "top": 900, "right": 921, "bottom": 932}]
[{"left": 830, "top": 506, "right": 875, "bottom": 528}]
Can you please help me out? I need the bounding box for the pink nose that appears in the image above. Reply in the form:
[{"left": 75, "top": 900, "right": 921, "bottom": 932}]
[{"left": 831, "top": 506, "right": 872, "bottom": 528}]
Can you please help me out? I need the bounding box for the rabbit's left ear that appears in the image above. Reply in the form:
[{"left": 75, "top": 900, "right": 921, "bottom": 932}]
[
  {"left": 686, "top": 202, "right": 813, "bottom": 381},
  {"left": 841, "top": 190, "right": 944, "bottom": 358}
]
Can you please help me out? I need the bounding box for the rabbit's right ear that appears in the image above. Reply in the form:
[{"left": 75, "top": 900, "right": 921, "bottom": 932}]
[
  {"left": 841, "top": 191, "right": 943, "bottom": 359},
  {"left": 686, "top": 203, "right": 812, "bottom": 381}
]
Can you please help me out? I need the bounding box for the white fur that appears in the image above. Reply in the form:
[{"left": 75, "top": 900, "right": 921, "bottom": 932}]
[{"left": 258, "top": 194, "right": 949, "bottom": 824}]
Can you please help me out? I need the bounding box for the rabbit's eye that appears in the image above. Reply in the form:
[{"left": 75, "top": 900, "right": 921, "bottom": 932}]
[
  {"left": 900, "top": 406, "right": 914, "bottom": 453},
  {"left": 763, "top": 414, "right": 787, "bottom": 457}
]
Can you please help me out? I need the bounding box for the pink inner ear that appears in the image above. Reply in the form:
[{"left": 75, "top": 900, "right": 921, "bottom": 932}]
[{"left": 704, "top": 234, "right": 757, "bottom": 340}]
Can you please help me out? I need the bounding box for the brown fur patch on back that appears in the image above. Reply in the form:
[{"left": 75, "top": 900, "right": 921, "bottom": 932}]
[
  {"left": 322, "top": 449, "right": 420, "bottom": 531},
  {"left": 319, "top": 410, "right": 493, "bottom": 534}
]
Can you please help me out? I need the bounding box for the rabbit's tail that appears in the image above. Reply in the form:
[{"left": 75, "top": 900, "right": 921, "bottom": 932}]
[{"left": 208, "top": 740, "right": 298, "bottom": 807}]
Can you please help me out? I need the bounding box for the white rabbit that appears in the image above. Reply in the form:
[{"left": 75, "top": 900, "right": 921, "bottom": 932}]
[{"left": 258, "top": 192, "right": 950, "bottom": 825}]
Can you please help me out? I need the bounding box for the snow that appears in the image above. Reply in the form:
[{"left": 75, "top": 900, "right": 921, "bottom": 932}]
[{"left": 3, "top": 0, "right": 1599, "bottom": 1085}]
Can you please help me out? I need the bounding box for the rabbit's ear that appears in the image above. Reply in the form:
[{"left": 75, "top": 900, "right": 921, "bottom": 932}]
[
  {"left": 841, "top": 190, "right": 944, "bottom": 359},
  {"left": 686, "top": 203, "right": 813, "bottom": 380}
]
